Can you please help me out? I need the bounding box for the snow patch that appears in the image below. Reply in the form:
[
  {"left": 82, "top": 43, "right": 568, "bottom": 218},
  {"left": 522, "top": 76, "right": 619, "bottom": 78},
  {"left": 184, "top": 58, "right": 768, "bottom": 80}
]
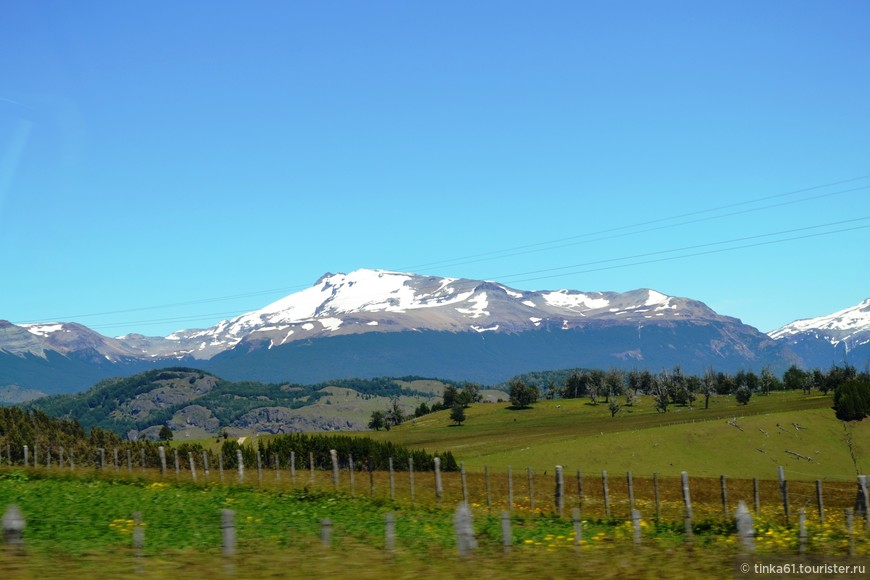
[
  {"left": 319, "top": 317, "right": 343, "bottom": 331},
  {"left": 301, "top": 323, "right": 315, "bottom": 331},
  {"left": 522, "top": 300, "right": 536, "bottom": 308},
  {"left": 471, "top": 324, "right": 499, "bottom": 333},
  {"left": 22, "top": 323, "right": 64, "bottom": 337},
  {"left": 543, "top": 291, "right": 609, "bottom": 311},
  {"left": 367, "top": 321, "right": 379, "bottom": 326},
  {"left": 456, "top": 293, "right": 490, "bottom": 319},
  {"left": 645, "top": 290, "right": 669, "bottom": 306}
]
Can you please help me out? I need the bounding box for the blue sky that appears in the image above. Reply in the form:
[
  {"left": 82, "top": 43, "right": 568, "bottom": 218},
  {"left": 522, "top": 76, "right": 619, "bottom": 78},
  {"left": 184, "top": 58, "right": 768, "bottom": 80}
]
[{"left": 1, "top": 2, "right": 868, "bottom": 337}]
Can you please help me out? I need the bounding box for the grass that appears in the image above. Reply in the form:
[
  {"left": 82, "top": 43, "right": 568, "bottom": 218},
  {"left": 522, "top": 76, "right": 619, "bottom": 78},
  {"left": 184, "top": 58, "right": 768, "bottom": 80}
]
[
  {"left": 1, "top": 467, "right": 868, "bottom": 579},
  {"left": 358, "top": 392, "right": 869, "bottom": 479}
]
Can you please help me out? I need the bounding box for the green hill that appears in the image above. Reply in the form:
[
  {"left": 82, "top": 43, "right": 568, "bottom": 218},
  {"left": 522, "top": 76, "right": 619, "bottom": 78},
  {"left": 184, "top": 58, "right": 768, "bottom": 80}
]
[{"left": 360, "top": 391, "right": 868, "bottom": 480}]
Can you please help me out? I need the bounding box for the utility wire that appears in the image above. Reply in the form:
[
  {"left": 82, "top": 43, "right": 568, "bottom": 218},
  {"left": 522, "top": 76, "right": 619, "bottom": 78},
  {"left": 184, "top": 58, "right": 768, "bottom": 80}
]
[
  {"left": 399, "top": 183, "right": 870, "bottom": 272},
  {"left": 14, "top": 173, "right": 870, "bottom": 330}
]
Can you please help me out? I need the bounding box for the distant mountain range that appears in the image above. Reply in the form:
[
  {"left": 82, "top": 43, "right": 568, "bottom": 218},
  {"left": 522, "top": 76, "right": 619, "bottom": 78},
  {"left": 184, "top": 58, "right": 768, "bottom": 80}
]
[{"left": 2, "top": 269, "right": 867, "bottom": 400}]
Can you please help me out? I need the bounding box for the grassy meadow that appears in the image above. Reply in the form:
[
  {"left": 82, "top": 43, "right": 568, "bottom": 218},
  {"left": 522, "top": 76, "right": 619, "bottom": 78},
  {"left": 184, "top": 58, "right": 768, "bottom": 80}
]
[{"left": 362, "top": 391, "right": 867, "bottom": 480}]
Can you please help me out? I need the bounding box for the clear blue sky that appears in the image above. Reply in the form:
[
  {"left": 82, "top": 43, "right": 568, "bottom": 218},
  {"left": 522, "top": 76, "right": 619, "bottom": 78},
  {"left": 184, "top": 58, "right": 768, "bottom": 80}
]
[{"left": 2, "top": 2, "right": 868, "bottom": 337}]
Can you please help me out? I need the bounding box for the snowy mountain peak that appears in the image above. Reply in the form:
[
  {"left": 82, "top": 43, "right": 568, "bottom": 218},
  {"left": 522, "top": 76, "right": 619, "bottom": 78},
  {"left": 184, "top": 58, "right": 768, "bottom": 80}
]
[
  {"left": 769, "top": 298, "right": 870, "bottom": 347},
  {"left": 145, "top": 269, "right": 721, "bottom": 360}
]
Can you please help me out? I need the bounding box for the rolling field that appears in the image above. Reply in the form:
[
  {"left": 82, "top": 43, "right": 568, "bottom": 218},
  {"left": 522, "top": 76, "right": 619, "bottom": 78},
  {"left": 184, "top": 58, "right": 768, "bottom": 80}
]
[{"left": 361, "top": 392, "right": 869, "bottom": 480}]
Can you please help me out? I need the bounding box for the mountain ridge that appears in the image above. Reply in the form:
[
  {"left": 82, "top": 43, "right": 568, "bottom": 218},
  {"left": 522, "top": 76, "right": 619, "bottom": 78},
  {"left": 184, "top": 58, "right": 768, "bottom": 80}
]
[{"left": 2, "top": 269, "right": 867, "bottom": 396}]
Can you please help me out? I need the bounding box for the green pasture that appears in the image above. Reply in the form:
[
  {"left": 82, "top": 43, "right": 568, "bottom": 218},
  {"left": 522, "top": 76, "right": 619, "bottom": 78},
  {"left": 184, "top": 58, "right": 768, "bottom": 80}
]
[{"left": 362, "top": 392, "right": 868, "bottom": 480}]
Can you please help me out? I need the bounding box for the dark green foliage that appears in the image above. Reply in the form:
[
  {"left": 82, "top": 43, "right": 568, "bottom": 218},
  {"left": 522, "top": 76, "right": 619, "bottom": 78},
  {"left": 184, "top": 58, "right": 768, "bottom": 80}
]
[
  {"left": 368, "top": 410, "right": 385, "bottom": 431},
  {"left": 0, "top": 406, "right": 162, "bottom": 467},
  {"left": 26, "top": 368, "right": 437, "bottom": 437},
  {"left": 442, "top": 385, "right": 458, "bottom": 408},
  {"left": 158, "top": 425, "right": 173, "bottom": 441},
  {"left": 834, "top": 380, "right": 870, "bottom": 421},
  {"left": 735, "top": 385, "right": 752, "bottom": 405},
  {"left": 450, "top": 404, "right": 466, "bottom": 425},
  {"left": 508, "top": 379, "right": 539, "bottom": 409},
  {"left": 220, "top": 433, "right": 458, "bottom": 471}
]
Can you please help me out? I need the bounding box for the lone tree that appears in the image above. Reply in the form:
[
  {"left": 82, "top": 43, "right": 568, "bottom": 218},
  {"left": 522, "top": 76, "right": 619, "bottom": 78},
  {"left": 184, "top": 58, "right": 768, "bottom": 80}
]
[
  {"left": 368, "top": 410, "right": 386, "bottom": 431},
  {"left": 735, "top": 385, "right": 752, "bottom": 405},
  {"left": 508, "top": 379, "right": 539, "bottom": 409},
  {"left": 450, "top": 404, "right": 466, "bottom": 426},
  {"left": 158, "top": 425, "right": 173, "bottom": 441}
]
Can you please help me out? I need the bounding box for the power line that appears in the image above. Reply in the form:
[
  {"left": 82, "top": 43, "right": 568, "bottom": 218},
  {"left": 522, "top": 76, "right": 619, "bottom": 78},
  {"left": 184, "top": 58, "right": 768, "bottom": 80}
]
[
  {"left": 398, "top": 183, "right": 870, "bottom": 272},
  {"left": 398, "top": 174, "right": 870, "bottom": 271},
  {"left": 492, "top": 216, "right": 870, "bottom": 282},
  {"left": 503, "top": 224, "right": 870, "bottom": 285},
  {"left": 44, "top": 218, "right": 870, "bottom": 334},
  {"left": 14, "top": 173, "right": 870, "bottom": 331}
]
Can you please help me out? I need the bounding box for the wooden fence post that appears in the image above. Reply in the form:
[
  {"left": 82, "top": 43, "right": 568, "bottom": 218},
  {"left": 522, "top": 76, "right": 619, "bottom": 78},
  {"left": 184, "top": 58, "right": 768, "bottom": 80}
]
[
  {"left": 681, "top": 471, "right": 693, "bottom": 545},
  {"left": 203, "top": 451, "right": 210, "bottom": 480},
  {"left": 816, "top": 480, "right": 824, "bottom": 524},
  {"left": 2, "top": 505, "right": 25, "bottom": 549},
  {"left": 158, "top": 446, "right": 166, "bottom": 477},
  {"left": 555, "top": 465, "right": 564, "bottom": 518},
  {"left": 273, "top": 454, "right": 280, "bottom": 481},
  {"left": 132, "top": 511, "right": 144, "bottom": 558},
  {"left": 113, "top": 448, "right": 119, "bottom": 470},
  {"left": 389, "top": 457, "right": 395, "bottom": 501},
  {"left": 126, "top": 449, "right": 132, "bottom": 473},
  {"left": 330, "top": 450, "right": 339, "bottom": 490},
  {"left": 218, "top": 452, "right": 224, "bottom": 482},
  {"left": 484, "top": 465, "right": 491, "bottom": 513},
  {"left": 309, "top": 452, "right": 315, "bottom": 484},
  {"left": 368, "top": 458, "right": 375, "bottom": 498},
  {"left": 857, "top": 475, "right": 870, "bottom": 529},
  {"left": 385, "top": 513, "right": 395, "bottom": 554},
  {"left": 173, "top": 449, "right": 179, "bottom": 479},
  {"left": 290, "top": 451, "right": 296, "bottom": 483},
  {"left": 434, "top": 457, "right": 443, "bottom": 504},
  {"left": 189, "top": 452, "right": 197, "bottom": 482},
  {"left": 528, "top": 467, "right": 535, "bottom": 512},
  {"left": 461, "top": 462, "right": 468, "bottom": 503},
  {"left": 70, "top": 449, "right": 75, "bottom": 471},
  {"left": 100, "top": 448, "right": 106, "bottom": 470},
  {"left": 501, "top": 511, "right": 512, "bottom": 553},
  {"left": 627, "top": 471, "right": 635, "bottom": 514},
  {"left": 572, "top": 507, "right": 583, "bottom": 552},
  {"left": 507, "top": 466, "right": 513, "bottom": 511},
  {"left": 454, "top": 502, "right": 476, "bottom": 557},
  {"left": 720, "top": 475, "right": 728, "bottom": 518},
  {"left": 321, "top": 519, "right": 332, "bottom": 547},
  {"left": 349, "top": 454, "right": 355, "bottom": 495},
  {"left": 799, "top": 509, "right": 807, "bottom": 554},
  {"left": 631, "top": 509, "right": 642, "bottom": 545},
  {"left": 735, "top": 500, "right": 754, "bottom": 553},
  {"left": 653, "top": 472, "right": 661, "bottom": 522},
  {"left": 753, "top": 477, "right": 760, "bottom": 514},
  {"left": 236, "top": 449, "right": 244, "bottom": 483},
  {"left": 846, "top": 508, "right": 855, "bottom": 556},
  {"left": 576, "top": 468, "right": 583, "bottom": 512},
  {"left": 221, "top": 509, "right": 236, "bottom": 556},
  {"left": 778, "top": 466, "right": 789, "bottom": 525},
  {"left": 23, "top": 445, "right": 29, "bottom": 467},
  {"left": 408, "top": 457, "right": 414, "bottom": 501},
  {"left": 602, "top": 470, "right": 610, "bottom": 519},
  {"left": 256, "top": 451, "right": 263, "bottom": 485}
]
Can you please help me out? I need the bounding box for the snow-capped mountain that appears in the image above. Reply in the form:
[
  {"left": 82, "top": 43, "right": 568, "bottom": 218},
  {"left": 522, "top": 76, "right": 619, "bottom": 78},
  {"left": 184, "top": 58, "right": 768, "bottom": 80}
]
[
  {"left": 768, "top": 298, "right": 870, "bottom": 367},
  {"left": 1, "top": 268, "right": 828, "bottom": 395},
  {"left": 144, "top": 269, "right": 726, "bottom": 360}
]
